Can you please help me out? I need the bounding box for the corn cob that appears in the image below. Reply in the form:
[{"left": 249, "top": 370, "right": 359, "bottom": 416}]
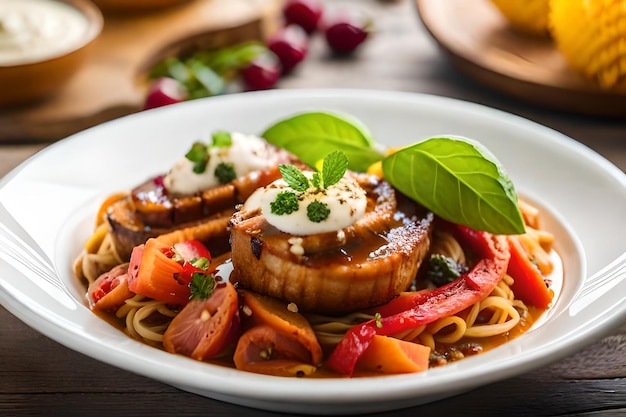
[{"left": 550, "top": 0, "right": 626, "bottom": 90}]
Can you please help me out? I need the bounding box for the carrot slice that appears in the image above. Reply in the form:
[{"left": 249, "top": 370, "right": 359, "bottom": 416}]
[
  {"left": 357, "top": 335, "right": 430, "bottom": 374},
  {"left": 507, "top": 235, "right": 553, "bottom": 309}
]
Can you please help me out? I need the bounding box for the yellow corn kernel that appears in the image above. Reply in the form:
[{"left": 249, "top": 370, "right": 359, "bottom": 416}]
[
  {"left": 550, "top": 0, "right": 626, "bottom": 90},
  {"left": 490, "top": 0, "right": 551, "bottom": 37}
]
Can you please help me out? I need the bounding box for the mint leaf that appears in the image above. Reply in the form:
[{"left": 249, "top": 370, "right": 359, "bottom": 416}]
[
  {"left": 382, "top": 136, "right": 525, "bottom": 235},
  {"left": 212, "top": 130, "right": 232, "bottom": 147},
  {"left": 278, "top": 164, "right": 310, "bottom": 192},
  {"left": 321, "top": 151, "right": 348, "bottom": 188},
  {"left": 307, "top": 200, "right": 330, "bottom": 222},
  {"left": 270, "top": 191, "right": 299, "bottom": 215},
  {"left": 185, "top": 142, "right": 209, "bottom": 173},
  {"left": 262, "top": 112, "right": 384, "bottom": 172}
]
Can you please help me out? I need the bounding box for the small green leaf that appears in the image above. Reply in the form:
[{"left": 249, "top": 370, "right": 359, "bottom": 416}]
[
  {"left": 278, "top": 164, "right": 310, "bottom": 192},
  {"left": 189, "top": 273, "right": 216, "bottom": 301},
  {"left": 214, "top": 162, "right": 236, "bottom": 184},
  {"left": 212, "top": 130, "right": 232, "bottom": 147},
  {"left": 270, "top": 191, "right": 299, "bottom": 215},
  {"left": 190, "top": 257, "right": 211, "bottom": 271},
  {"left": 321, "top": 151, "right": 348, "bottom": 188},
  {"left": 185, "top": 142, "right": 209, "bottom": 173},
  {"left": 382, "top": 136, "right": 525, "bottom": 235},
  {"left": 307, "top": 200, "right": 330, "bottom": 222},
  {"left": 262, "top": 112, "right": 383, "bottom": 172}
]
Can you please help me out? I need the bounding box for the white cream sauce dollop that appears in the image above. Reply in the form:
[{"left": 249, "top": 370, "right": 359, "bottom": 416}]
[
  {"left": 0, "top": 0, "right": 90, "bottom": 65},
  {"left": 245, "top": 171, "right": 367, "bottom": 236},
  {"left": 163, "top": 132, "right": 281, "bottom": 195}
]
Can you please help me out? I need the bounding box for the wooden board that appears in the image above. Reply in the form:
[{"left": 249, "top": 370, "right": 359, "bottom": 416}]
[
  {"left": 416, "top": 0, "right": 626, "bottom": 118},
  {"left": 0, "top": 0, "right": 283, "bottom": 142}
]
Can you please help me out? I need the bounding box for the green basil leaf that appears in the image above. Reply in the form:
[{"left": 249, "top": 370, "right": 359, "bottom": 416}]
[
  {"left": 278, "top": 164, "right": 310, "bottom": 192},
  {"left": 262, "top": 112, "right": 383, "bottom": 171},
  {"left": 321, "top": 151, "right": 348, "bottom": 188},
  {"left": 382, "top": 136, "right": 525, "bottom": 235}
]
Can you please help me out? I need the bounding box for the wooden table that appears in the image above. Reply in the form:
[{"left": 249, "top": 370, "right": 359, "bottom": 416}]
[{"left": 2, "top": 1, "right": 625, "bottom": 416}]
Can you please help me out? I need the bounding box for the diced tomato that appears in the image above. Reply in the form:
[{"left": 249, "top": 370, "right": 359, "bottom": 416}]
[
  {"left": 162, "top": 282, "right": 240, "bottom": 360},
  {"left": 127, "top": 238, "right": 213, "bottom": 305},
  {"left": 87, "top": 263, "right": 135, "bottom": 311}
]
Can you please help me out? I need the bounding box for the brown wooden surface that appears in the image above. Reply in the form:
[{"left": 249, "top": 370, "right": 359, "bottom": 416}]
[
  {"left": 1, "top": 0, "right": 626, "bottom": 416},
  {"left": 0, "top": 0, "right": 282, "bottom": 142},
  {"left": 416, "top": 0, "right": 626, "bottom": 117}
]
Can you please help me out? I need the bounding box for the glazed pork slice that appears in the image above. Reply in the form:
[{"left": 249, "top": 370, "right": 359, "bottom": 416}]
[
  {"left": 229, "top": 174, "right": 434, "bottom": 315},
  {"left": 107, "top": 164, "right": 289, "bottom": 261}
]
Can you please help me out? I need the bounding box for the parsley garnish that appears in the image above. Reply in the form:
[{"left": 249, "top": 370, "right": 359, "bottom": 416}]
[
  {"left": 183, "top": 131, "right": 234, "bottom": 175},
  {"left": 270, "top": 191, "right": 299, "bottom": 215},
  {"left": 212, "top": 130, "right": 232, "bottom": 147},
  {"left": 185, "top": 142, "right": 209, "bottom": 173},
  {"left": 271, "top": 151, "right": 349, "bottom": 223},
  {"left": 306, "top": 200, "right": 330, "bottom": 222},
  {"left": 214, "top": 162, "right": 236, "bottom": 184},
  {"left": 189, "top": 273, "right": 216, "bottom": 300}
]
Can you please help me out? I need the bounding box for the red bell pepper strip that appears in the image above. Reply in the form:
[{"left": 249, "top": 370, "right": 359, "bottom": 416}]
[
  {"left": 506, "top": 235, "right": 553, "bottom": 309},
  {"left": 325, "top": 224, "right": 510, "bottom": 376}
]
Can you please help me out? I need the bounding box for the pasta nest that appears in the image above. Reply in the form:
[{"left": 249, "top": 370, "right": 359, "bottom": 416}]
[
  {"left": 489, "top": 0, "right": 551, "bottom": 37},
  {"left": 550, "top": 0, "right": 626, "bottom": 91}
]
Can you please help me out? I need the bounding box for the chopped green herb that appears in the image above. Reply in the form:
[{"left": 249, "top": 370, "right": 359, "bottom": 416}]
[
  {"left": 190, "top": 257, "right": 211, "bottom": 271},
  {"left": 189, "top": 273, "right": 216, "bottom": 300},
  {"left": 425, "top": 254, "right": 468, "bottom": 287},
  {"left": 270, "top": 191, "right": 300, "bottom": 215},
  {"left": 185, "top": 142, "right": 209, "bottom": 173},
  {"left": 306, "top": 200, "right": 330, "bottom": 222},
  {"left": 374, "top": 312, "right": 383, "bottom": 328},
  {"left": 212, "top": 130, "right": 232, "bottom": 147},
  {"left": 278, "top": 164, "right": 310, "bottom": 192},
  {"left": 214, "top": 162, "right": 236, "bottom": 184},
  {"left": 320, "top": 151, "right": 348, "bottom": 189}
]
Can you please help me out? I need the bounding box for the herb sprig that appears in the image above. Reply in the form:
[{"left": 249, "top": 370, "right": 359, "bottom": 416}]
[
  {"left": 184, "top": 131, "right": 235, "bottom": 182},
  {"left": 189, "top": 273, "right": 216, "bottom": 301},
  {"left": 271, "top": 151, "right": 348, "bottom": 223},
  {"left": 262, "top": 112, "right": 526, "bottom": 235}
]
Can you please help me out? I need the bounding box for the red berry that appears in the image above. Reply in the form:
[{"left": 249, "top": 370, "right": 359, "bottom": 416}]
[
  {"left": 144, "top": 77, "right": 188, "bottom": 110},
  {"left": 241, "top": 52, "right": 282, "bottom": 91},
  {"left": 267, "top": 25, "right": 308, "bottom": 74},
  {"left": 283, "top": 0, "right": 323, "bottom": 34},
  {"left": 323, "top": 13, "right": 371, "bottom": 54}
]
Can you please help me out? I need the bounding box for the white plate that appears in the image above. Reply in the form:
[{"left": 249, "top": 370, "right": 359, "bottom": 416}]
[{"left": 1, "top": 89, "right": 625, "bottom": 415}]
